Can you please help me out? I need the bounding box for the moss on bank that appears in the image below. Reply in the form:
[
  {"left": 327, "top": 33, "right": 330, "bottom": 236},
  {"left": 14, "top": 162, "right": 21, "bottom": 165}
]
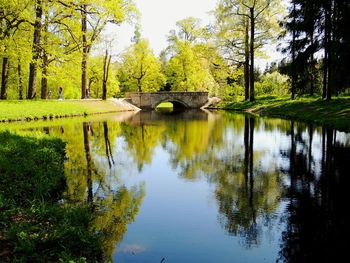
[
  {"left": 221, "top": 96, "right": 350, "bottom": 132},
  {"left": 0, "top": 132, "right": 102, "bottom": 262}
]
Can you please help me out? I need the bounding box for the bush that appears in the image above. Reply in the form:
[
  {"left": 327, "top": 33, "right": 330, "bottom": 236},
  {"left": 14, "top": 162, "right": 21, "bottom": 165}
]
[{"left": 256, "top": 71, "right": 290, "bottom": 96}]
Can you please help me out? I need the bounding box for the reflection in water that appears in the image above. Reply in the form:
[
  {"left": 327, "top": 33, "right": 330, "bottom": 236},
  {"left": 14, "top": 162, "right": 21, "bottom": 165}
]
[
  {"left": 278, "top": 125, "right": 350, "bottom": 263},
  {"left": 37, "top": 120, "right": 145, "bottom": 260},
  {"left": 212, "top": 115, "right": 284, "bottom": 248},
  {"left": 103, "top": 121, "right": 115, "bottom": 168},
  {"left": 15, "top": 110, "right": 350, "bottom": 262}
]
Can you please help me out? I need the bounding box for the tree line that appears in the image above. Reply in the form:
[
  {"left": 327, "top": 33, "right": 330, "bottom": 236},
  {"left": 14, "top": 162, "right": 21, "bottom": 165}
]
[
  {"left": 1, "top": 0, "right": 349, "bottom": 101},
  {"left": 282, "top": 0, "right": 350, "bottom": 100}
]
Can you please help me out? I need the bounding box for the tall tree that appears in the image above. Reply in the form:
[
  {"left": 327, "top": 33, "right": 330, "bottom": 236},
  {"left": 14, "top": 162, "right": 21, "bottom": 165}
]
[
  {"left": 75, "top": 0, "right": 136, "bottom": 99},
  {"left": 282, "top": 0, "right": 350, "bottom": 100},
  {"left": 118, "top": 38, "right": 165, "bottom": 92},
  {"left": 214, "top": 2, "right": 250, "bottom": 99},
  {"left": 0, "top": 0, "right": 28, "bottom": 99},
  {"left": 165, "top": 17, "right": 220, "bottom": 93},
  {"left": 214, "top": 0, "right": 282, "bottom": 101},
  {"left": 27, "top": 0, "right": 43, "bottom": 99}
]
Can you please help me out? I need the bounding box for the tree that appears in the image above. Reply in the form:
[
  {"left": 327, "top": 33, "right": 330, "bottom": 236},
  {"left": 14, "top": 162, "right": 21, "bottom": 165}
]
[
  {"left": 175, "top": 17, "right": 203, "bottom": 43},
  {"left": 214, "top": 0, "right": 282, "bottom": 101},
  {"left": 118, "top": 38, "right": 165, "bottom": 92},
  {"left": 27, "top": 0, "right": 43, "bottom": 99},
  {"left": 214, "top": 1, "right": 250, "bottom": 99},
  {"left": 282, "top": 0, "right": 350, "bottom": 100},
  {"left": 0, "top": 0, "right": 29, "bottom": 99},
  {"left": 73, "top": 0, "right": 136, "bottom": 99},
  {"left": 165, "top": 17, "right": 220, "bottom": 93}
]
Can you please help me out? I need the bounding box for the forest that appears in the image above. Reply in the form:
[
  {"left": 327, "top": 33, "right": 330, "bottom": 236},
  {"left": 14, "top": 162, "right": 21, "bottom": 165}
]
[{"left": 1, "top": 0, "right": 349, "bottom": 102}]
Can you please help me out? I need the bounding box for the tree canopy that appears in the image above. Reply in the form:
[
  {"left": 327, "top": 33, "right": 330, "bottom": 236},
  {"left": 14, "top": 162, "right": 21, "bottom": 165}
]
[{"left": 0, "top": 0, "right": 349, "bottom": 101}]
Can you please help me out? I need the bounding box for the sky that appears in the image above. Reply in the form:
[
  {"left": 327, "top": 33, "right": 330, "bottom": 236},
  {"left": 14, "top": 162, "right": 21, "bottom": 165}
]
[
  {"left": 109, "top": 0, "right": 216, "bottom": 55},
  {"left": 106, "top": 0, "right": 283, "bottom": 68}
]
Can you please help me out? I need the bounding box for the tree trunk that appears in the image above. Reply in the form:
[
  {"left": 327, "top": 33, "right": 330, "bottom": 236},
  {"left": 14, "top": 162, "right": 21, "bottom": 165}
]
[
  {"left": 1, "top": 57, "right": 10, "bottom": 100},
  {"left": 102, "top": 49, "right": 111, "bottom": 100},
  {"left": 291, "top": 2, "right": 296, "bottom": 100},
  {"left": 249, "top": 8, "right": 255, "bottom": 102},
  {"left": 137, "top": 78, "right": 142, "bottom": 92},
  {"left": 27, "top": 0, "right": 43, "bottom": 99},
  {"left": 41, "top": 10, "right": 49, "bottom": 99},
  {"left": 322, "top": 46, "right": 328, "bottom": 99},
  {"left": 325, "top": 1, "right": 332, "bottom": 101},
  {"left": 244, "top": 17, "right": 250, "bottom": 101},
  {"left": 41, "top": 53, "right": 48, "bottom": 99},
  {"left": 18, "top": 58, "right": 24, "bottom": 100},
  {"left": 81, "top": 4, "right": 88, "bottom": 99}
]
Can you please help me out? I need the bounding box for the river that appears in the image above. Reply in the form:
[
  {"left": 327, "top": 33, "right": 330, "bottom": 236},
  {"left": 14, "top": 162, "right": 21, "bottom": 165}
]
[{"left": 14, "top": 110, "right": 350, "bottom": 262}]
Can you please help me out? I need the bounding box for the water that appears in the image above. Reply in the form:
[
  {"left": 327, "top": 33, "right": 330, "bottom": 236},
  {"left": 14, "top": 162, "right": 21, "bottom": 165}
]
[{"left": 11, "top": 110, "right": 350, "bottom": 262}]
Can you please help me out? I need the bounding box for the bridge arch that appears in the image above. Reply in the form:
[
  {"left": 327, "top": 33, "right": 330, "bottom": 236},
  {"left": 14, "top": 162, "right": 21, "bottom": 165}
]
[{"left": 154, "top": 99, "right": 189, "bottom": 109}]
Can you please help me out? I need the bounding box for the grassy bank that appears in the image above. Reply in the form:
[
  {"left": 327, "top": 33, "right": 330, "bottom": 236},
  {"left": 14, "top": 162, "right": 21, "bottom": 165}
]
[
  {"left": 0, "top": 132, "right": 102, "bottom": 262},
  {"left": 221, "top": 96, "right": 350, "bottom": 132},
  {"left": 0, "top": 99, "right": 131, "bottom": 122}
]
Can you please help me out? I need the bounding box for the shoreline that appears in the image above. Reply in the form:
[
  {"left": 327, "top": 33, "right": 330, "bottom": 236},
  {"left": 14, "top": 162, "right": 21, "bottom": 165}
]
[
  {"left": 1, "top": 97, "right": 349, "bottom": 133},
  {"left": 210, "top": 96, "right": 350, "bottom": 133},
  {"left": 0, "top": 99, "right": 138, "bottom": 123}
]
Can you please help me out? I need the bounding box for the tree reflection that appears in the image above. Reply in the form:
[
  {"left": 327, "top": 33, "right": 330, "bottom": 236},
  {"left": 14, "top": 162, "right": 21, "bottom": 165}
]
[
  {"left": 83, "top": 122, "right": 94, "bottom": 204},
  {"left": 214, "top": 116, "right": 284, "bottom": 247},
  {"left": 278, "top": 125, "right": 350, "bottom": 263},
  {"left": 29, "top": 111, "right": 350, "bottom": 261},
  {"left": 81, "top": 121, "right": 145, "bottom": 259},
  {"left": 103, "top": 121, "right": 115, "bottom": 168},
  {"left": 120, "top": 122, "right": 165, "bottom": 171},
  {"left": 38, "top": 121, "right": 145, "bottom": 260}
]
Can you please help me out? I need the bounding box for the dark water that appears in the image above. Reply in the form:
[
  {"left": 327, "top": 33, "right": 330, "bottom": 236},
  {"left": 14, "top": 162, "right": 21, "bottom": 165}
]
[{"left": 16, "top": 110, "right": 350, "bottom": 262}]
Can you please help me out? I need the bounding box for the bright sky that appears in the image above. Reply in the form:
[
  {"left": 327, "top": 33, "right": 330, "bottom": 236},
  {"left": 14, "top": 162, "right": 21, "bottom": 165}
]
[
  {"left": 105, "top": 0, "right": 283, "bottom": 68},
  {"left": 108, "top": 0, "right": 216, "bottom": 55}
]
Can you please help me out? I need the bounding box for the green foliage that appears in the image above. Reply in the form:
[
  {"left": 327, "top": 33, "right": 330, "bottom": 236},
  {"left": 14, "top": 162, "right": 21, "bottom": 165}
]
[
  {"left": 0, "top": 0, "right": 136, "bottom": 100},
  {"left": 164, "top": 18, "right": 230, "bottom": 94},
  {"left": 118, "top": 39, "right": 165, "bottom": 92},
  {"left": 255, "top": 71, "right": 290, "bottom": 96},
  {"left": 88, "top": 56, "right": 120, "bottom": 98},
  {"left": 166, "top": 41, "right": 213, "bottom": 92}
]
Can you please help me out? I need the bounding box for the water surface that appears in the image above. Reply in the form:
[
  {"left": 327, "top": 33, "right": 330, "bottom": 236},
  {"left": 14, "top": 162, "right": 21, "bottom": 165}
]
[{"left": 12, "top": 110, "right": 350, "bottom": 262}]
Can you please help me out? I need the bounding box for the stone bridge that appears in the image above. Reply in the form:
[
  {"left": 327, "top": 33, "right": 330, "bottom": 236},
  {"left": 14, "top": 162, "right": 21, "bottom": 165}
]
[{"left": 126, "top": 92, "right": 209, "bottom": 110}]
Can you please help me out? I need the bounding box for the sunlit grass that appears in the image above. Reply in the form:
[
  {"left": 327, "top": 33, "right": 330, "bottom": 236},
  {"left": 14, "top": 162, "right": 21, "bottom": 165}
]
[
  {"left": 222, "top": 95, "right": 350, "bottom": 132},
  {"left": 156, "top": 102, "right": 174, "bottom": 108},
  {"left": 0, "top": 99, "right": 126, "bottom": 121}
]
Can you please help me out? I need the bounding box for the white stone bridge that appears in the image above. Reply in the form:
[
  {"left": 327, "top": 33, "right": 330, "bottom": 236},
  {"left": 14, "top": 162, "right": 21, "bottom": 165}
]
[{"left": 126, "top": 92, "right": 209, "bottom": 110}]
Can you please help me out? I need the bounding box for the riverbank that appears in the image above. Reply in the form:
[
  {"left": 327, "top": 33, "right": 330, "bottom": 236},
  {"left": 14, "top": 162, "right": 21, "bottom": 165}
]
[
  {"left": 219, "top": 96, "right": 350, "bottom": 132},
  {"left": 0, "top": 132, "right": 103, "bottom": 262},
  {"left": 0, "top": 99, "right": 137, "bottom": 122}
]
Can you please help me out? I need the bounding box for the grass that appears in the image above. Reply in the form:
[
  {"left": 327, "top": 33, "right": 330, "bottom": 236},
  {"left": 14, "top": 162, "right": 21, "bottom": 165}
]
[
  {"left": 0, "top": 99, "right": 129, "bottom": 122},
  {"left": 221, "top": 95, "right": 350, "bottom": 132},
  {"left": 0, "top": 132, "right": 103, "bottom": 262},
  {"left": 156, "top": 102, "right": 174, "bottom": 108}
]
